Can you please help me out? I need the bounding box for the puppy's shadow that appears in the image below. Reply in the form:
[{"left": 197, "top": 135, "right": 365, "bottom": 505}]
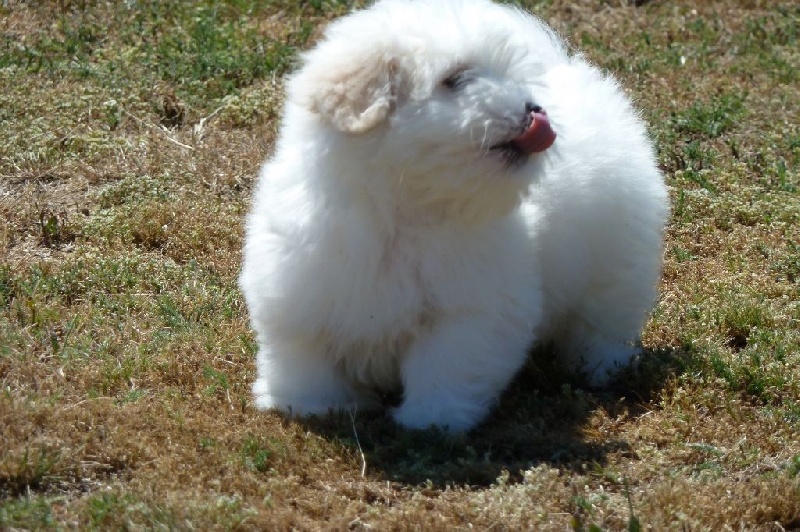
[{"left": 295, "top": 345, "right": 687, "bottom": 488}]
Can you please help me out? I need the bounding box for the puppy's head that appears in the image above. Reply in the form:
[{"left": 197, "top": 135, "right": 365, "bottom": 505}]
[{"left": 288, "top": 0, "right": 565, "bottom": 210}]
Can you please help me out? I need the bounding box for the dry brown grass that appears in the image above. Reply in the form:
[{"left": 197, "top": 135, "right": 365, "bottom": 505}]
[{"left": 1, "top": 0, "right": 799, "bottom": 529}]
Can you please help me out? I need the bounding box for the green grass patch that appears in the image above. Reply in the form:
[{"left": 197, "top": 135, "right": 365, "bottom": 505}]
[
  {"left": 0, "top": 496, "right": 57, "bottom": 529},
  {"left": 672, "top": 93, "right": 745, "bottom": 139}
]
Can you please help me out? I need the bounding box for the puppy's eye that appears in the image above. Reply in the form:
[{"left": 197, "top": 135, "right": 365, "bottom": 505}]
[{"left": 442, "top": 69, "right": 469, "bottom": 90}]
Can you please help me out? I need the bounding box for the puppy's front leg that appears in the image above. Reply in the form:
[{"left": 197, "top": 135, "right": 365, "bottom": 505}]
[
  {"left": 393, "top": 313, "right": 533, "bottom": 433},
  {"left": 253, "top": 338, "right": 374, "bottom": 416}
]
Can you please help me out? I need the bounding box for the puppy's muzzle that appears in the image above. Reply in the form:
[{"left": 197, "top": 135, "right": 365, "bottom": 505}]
[{"left": 490, "top": 103, "right": 557, "bottom": 165}]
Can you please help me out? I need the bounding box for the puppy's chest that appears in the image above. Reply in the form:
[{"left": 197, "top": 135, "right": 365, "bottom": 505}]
[
  {"left": 322, "top": 233, "right": 441, "bottom": 338},
  {"left": 318, "top": 224, "right": 525, "bottom": 342}
]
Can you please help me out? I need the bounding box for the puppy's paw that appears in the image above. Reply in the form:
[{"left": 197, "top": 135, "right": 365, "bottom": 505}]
[
  {"left": 391, "top": 396, "right": 488, "bottom": 433},
  {"left": 253, "top": 379, "right": 382, "bottom": 416},
  {"left": 582, "top": 343, "right": 641, "bottom": 387},
  {"left": 253, "top": 392, "right": 318, "bottom": 416},
  {"left": 253, "top": 379, "right": 330, "bottom": 416},
  {"left": 253, "top": 393, "right": 362, "bottom": 417}
]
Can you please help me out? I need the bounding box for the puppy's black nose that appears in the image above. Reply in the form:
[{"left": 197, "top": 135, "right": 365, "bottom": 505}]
[{"left": 525, "top": 102, "right": 543, "bottom": 114}]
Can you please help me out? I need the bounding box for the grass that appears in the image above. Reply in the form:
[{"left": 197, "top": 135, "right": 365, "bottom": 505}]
[{"left": 1, "top": 0, "right": 799, "bottom": 529}]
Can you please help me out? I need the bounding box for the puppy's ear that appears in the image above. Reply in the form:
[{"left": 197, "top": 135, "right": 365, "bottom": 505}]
[{"left": 290, "top": 47, "right": 403, "bottom": 134}]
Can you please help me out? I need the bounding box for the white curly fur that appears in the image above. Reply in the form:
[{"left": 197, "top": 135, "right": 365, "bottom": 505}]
[{"left": 239, "top": 0, "right": 669, "bottom": 432}]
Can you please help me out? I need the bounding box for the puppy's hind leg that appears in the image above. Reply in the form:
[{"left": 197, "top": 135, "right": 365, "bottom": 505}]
[
  {"left": 392, "top": 313, "right": 534, "bottom": 433},
  {"left": 556, "top": 325, "right": 641, "bottom": 387},
  {"left": 556, "top": 278, "right": 658, "bottom": 387}
]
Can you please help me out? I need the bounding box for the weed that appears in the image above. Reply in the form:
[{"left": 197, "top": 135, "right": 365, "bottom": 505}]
[
  {"left": 203, "top": 366, "right": 230, "bottom": 397},
  {"left": 0, "top": 496, "right": 56, "bottom": 529},
  {"left": 88, "top": 493, "right": 132, "bottom": 527},
  {"left": 773, "top": 240, "right": 800, "bottom": 283},
  {"left": 241, "top": 437, "right": 272, "bottom": 473},
  {"left": 624, "top": 477, "right": 642, "bottom": 532},
  {"left": 671, "top": 245, "right": 696, "bottom": 263},
  {"left": 672, "top": 93, "right": 745, "bottom": 139},
  {"left": 0, "top": 264, "right": 12, "bottom": 308},
  {"left": 790, "top": 455, "right": 800, "bottom": 477},
  {"left": 3, "top": 447, "right": 62, "bottom": 497}
]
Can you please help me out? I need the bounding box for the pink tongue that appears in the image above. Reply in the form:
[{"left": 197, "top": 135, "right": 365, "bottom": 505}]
[{"left": 510, "top": 111, "right": 556, "bottom": 154}]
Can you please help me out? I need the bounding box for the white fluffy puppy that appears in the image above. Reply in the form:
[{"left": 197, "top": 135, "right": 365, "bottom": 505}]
[{"left": 240, "top": 0, "right": 669, "bottom": 432}]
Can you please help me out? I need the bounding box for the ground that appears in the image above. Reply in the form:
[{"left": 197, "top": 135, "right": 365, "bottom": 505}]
[{"left": 1, "top": 0, "right": 799, "bottom": 529}]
